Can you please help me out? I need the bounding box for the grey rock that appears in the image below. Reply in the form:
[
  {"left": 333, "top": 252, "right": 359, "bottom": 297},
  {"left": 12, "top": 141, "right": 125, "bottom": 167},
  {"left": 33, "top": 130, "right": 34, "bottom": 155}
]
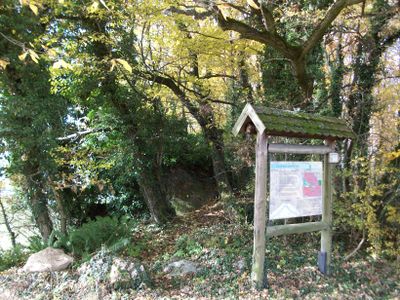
[
  {"left": 21, "top": 247, "right": 74, "bottom": 273},
  {"left": 233, "top": 256, "right": 247, "bottom": 273},
  {"left": 109, "top": 257, "right": 150, "bottom": 289},
  {"left": 78, "top": 249, "right": 150, "bottom": 291},
  {"left": 78, "top": 250, "right": 113, "bottom": 284},
  {"left": 0, "top": 288, "right": 21, "bottom": 300},
  {"left": 163, "top": 260, "right": 199, "bottom": 277}
]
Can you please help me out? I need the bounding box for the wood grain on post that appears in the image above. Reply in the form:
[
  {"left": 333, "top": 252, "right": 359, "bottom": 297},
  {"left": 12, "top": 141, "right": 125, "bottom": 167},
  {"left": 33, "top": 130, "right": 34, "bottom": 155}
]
[
  {"left": 267, "top": 221, "right": 329, "bottom": 237},
  {"left": 251, "top": 131, "right": 268, "bottom": 289},
  {"left": 268, "top": 143, "right": 332, "bottom": 154},
  {"left": 321, "top": 140, "right": 335, "bottom": 275}
]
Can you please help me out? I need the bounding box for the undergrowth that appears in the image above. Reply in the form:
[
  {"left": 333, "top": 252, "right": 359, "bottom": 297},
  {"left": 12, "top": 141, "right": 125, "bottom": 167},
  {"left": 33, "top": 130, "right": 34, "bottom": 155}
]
[{"left": 0, "top": 245, "right": 28, "bottom": 272}]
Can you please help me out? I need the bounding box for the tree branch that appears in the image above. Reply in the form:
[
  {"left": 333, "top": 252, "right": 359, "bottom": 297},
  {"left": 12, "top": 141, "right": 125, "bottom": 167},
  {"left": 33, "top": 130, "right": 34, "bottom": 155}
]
[
  {"left": 199, "top": 73, "right": 236, "bottom": 80},
  {"left": 250, "top": 1, "right": 276, "bottom": 34},
  {"left": 215, "top": 9, "right": 299, "bottom": 59},
  {"left": 179, "top": 29, "right": 225, "bottom": 40},
  {"left": 206, "top": 98, "right": 237, "bottom": 107},
  {"left": 344, "top": 230, "right": 365, "bottom": 261},
  {"left": 260, "top": 4, "right": 276, "bottom": 34},
  {"left": 301, "top": 0, "right": 364, "bottom": 59},
  {"left": 56, "top": 128, "right": 107, "bottom": 142},
  {"left": 166, "top": 7, "right": 213, "bottom": 20}
]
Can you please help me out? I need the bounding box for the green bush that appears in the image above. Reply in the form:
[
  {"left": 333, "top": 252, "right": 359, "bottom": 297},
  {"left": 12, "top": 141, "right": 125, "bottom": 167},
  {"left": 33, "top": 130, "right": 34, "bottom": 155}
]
[
  {"left": 55, "top": 216, "right": 135, "bottom": 257},
  {"left": 0, "top": 245, "right": 28, "bottom": 272},
  {"left": 174, "top": 234, "right": 203, "bottom": 258},
  {"left": 27, "top": 235, "right": 47, "bottom": 253}
]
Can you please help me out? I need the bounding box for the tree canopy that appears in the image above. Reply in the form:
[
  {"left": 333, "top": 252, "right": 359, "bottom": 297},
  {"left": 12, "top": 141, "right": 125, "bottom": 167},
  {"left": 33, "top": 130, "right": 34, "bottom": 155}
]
[{"left": 0, "top": 0, "right": 399, "bottom": 261}]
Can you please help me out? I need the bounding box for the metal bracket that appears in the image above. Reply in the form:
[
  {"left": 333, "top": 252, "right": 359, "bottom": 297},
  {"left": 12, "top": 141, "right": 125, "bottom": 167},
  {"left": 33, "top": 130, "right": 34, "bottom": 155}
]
[{"left": 318, "top": 251, "right": 327, "bottom": 274}]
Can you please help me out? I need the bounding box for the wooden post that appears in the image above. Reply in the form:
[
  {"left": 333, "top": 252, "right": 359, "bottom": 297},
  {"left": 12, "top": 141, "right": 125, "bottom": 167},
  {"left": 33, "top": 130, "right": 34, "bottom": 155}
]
[
  {"left": 268, "top": 143, "right": 332, "bottom": 154},
  {"left": 251, "top": 131, "right": 268, "bottom": 289},
  {"left": 267, "top": 221, "right": 329, "bottom": 237},
  {"left": 319, "top": 140, "right": 335, "bottom": 275}
]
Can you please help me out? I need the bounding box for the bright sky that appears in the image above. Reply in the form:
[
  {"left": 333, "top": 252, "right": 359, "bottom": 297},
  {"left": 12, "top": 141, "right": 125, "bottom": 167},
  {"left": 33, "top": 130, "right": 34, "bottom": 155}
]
[{"left": 0, "top": 156, "right": 14, "bottom": 197}]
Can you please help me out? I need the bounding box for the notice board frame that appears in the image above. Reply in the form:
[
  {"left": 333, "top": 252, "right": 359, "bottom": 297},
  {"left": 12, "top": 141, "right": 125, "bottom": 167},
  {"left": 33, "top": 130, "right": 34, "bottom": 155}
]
[{"left": 232, "top": 104, "right": 354, "bottom": 289}]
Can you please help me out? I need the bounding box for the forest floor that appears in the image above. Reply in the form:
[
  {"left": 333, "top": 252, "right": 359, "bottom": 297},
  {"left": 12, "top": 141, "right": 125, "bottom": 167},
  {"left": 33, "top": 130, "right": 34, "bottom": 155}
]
[
  {"left": 0, "top": 202, "right": 399, "bottom": 299},
  {"left": 131, "top": 202, "right": 400, "bottom": 299}
]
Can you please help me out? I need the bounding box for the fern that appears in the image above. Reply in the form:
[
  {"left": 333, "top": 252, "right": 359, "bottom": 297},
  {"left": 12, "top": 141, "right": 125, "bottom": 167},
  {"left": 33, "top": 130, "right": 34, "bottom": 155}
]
[
  {"left": 28, "top": 216, "right": 135, "bottom": 258},
  {"left": 64, "top": 216, "right": 134, "bottom": 257},
  {"left": 109, "top": 237, "right": 131, "bottom": 254},
  {"left": 27, "top": 236, "right": 46, "bottom": 252}
]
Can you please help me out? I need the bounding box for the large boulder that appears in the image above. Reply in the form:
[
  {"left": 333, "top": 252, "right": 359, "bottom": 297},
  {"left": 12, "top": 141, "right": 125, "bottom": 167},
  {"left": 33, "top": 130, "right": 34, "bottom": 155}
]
[
  {"left": 22, "top": 247, "right": 74, "bottom": 273},
  {"left": 163, "top": 259, "right": 199, "bottom": 277},
  {"left": 165, "top": 167, "right": 217, "bottom": 215}
]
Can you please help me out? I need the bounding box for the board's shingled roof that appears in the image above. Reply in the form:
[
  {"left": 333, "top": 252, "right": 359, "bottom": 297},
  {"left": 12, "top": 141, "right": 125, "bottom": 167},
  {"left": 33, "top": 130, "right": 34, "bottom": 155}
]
[{"left": 232, "top": 104, "right": 355, "bottom": 140}]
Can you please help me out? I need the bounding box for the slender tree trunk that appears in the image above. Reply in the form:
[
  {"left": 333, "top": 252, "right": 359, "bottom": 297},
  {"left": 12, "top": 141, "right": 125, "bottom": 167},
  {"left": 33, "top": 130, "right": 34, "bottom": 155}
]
[
  {"left": 81, "top": 16, "right": 176, "bottom": 223},
  {"left": 55, "top": 191, "right": 68, "bottom": 235},
  {"left": 137, "top": 170, "right": 175, "bottom": 224},
  {"left": 114, "top": 101, "right": 176, "bottom": 224},
  {"left": 23, "top": 161, "right": 53, "bottom": 242},
  {"left": 175, "top": 24, "right": 232, "bottom": 195},
  {"left": 0, "top": 198, "right": 17, "bottom": 248},
  {"left": 238, "top": 53, "right": 254, "bottom": 103},
  {"left": 48, "top": 177, "right": 68, "bottom": 235},
  {"left": 203, "top": 125, "right": 232, "bottom": 194},
  {"left": 29, "top": 185, "right": 53, "bottom": 242}
]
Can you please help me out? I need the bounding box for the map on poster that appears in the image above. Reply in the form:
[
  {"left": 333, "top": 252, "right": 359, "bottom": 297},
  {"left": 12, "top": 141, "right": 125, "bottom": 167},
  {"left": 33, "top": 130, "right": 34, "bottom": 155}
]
[{"left": 269, "top": 161, "right": 323, "bottom": 220}]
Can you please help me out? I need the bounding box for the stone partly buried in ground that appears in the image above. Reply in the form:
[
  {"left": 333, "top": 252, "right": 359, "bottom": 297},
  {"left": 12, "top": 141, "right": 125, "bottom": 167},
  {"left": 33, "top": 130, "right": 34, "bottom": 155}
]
[
  {"left": 163, "top": 260, "right": 199, "bottom": 277},
  {"left": 78, "top": 250, "right": 150, "bottom": 291},
  {"left": 21, "top": 247, "right": 74, "bottom": 273},
  {"left": 109, "top": 257, "right": 150, "bottom": 289},
  {"left": 0, "top": 250, "right": 150, "bottom": 300}
]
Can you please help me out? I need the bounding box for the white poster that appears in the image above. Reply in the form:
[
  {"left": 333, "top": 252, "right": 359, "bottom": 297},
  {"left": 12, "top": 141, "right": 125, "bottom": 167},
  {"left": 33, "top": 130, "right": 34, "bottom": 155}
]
[{"left": 269, "top": 161, "right": 323, "bottom": 220}]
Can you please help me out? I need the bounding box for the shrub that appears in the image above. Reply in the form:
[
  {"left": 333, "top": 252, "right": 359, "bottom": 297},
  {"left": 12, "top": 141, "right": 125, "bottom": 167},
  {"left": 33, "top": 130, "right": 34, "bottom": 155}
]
[
  {"left": 27, "top": 235, "right": 47, "bottom": 253},
  {"left": 0, "top": 245, "right": 28, "bottom": 271},
  {"left": 54, "top": 216, "right": 135, "bottom": 258},
  {"left": 174, "top": 234, "right": 203, "bottom": 258},
  {"left": 337, "top": 150, "right": 400, "bottom": 258}
]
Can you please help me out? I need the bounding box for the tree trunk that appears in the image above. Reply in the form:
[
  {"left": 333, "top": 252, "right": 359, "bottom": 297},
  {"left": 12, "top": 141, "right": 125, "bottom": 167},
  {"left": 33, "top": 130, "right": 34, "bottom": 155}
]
[
  {"left": 137, "top": 171, "right": 175, "bottom": 224},
  {"left": 0, "top": 198, "right": 17, "bottom": 248},
  {"left": 55, "top": 190, "right": 68, "bottom": 235},
  {"left": 29, "top": 185, "right": 53, "bottom": 242},
  {"left": 203, "top": 125, "right": 232, "bottom": 195},
  {"left": 146, "top": 73, "right": 233, "bottom": 197},
  {"left": 79, "top": 17, "right": 176, "bottom": 224}
]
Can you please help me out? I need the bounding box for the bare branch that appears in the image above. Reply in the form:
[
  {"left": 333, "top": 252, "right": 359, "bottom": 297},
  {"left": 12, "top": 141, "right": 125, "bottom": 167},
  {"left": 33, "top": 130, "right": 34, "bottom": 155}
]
[
  {"left": 206, "top": 98, "right": 237, "bottom": 106},
  {"left": 344, "top": 230, "right": 365, "bottom": 261},
  {"left": 166, "top": 7, "right": 213, "bottom": 20},
  {"left": 0, "top": 32, "right": 26, "bottom": 49},
  {"left": 260, "top": 4, "right": 276, "bottom": 34},
  {"left": 199, "top": 73, "right": 236, "bottom": 80},
  {"left": 179, "top": 29, "right": 225, "bottom": 40},
  {"left": 249, "top": 0, "right": 276, "bottom": 33},
  {"left": 56, "top": 128, "right": 106, "bottom": 142},
  {"left": 219, "top": 2, "right": 249, "bottom": 15}
]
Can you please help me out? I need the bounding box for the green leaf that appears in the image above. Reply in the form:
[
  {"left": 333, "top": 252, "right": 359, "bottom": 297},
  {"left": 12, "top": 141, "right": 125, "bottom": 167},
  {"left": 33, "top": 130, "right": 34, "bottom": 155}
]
[
  {"left": 115, "top": 58, "right": 132, "bottom": 73},
  {"left": 29, "top": 3, "right": 39, "bottom": 15},
  {"left": 53, "top": 59, "right": 70, "bottom": 69},
  {"left": 18, "top": 52, "right": 28, "bottom": 61},
  {"left": 28, "top": 49, "right": 39, "bottom": 63},
  {"left": 247, "top": 0, "right": 260, "bottom": 9},
  {"left": 0, "top": 59, "right": 9, "bottom": 69}
]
